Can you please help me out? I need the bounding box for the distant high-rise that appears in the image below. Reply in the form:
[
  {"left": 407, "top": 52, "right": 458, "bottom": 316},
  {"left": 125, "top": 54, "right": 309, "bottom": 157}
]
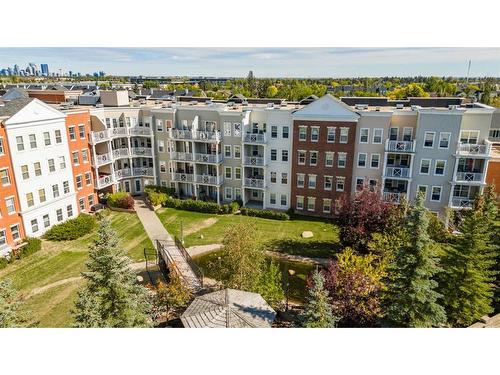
[
  {"left": 13, "top": 64, "right": 19, "bottom": 75},
  {"left": 41, "top": 64, "right": 49, "bottom": 76}
]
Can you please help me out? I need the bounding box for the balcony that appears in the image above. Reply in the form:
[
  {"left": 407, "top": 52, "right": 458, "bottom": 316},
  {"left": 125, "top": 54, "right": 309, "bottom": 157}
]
[
  {"left": 132, "top": 167, "right": 154, "bottom": 177},
  {"left": 172, "top": 173, "right": 195, "bottom": 183},
  {"left": 90, "top": 127, "right": 152, "bottom": 144},
  {"left": 195, "top": 174, "right": 223, "bottom": 185},
  {"left": 112, "top": 148, "right": 130, "bottom": 159},
  {"left": 456, "top": 141, "right": 492, "bottom": 157},
  {"left": 454, "top": 171, "right": 485, "bottom": 184},
  {"left": 243, "top": 178, "right": 266, "bottom": 189},
  {"left": 131, "top": 147, "right": 153, "bottom": 157},
  {"left": 170, "top": 151, "right": 194, "bottom": 162},
  {"left": 129, "top": 126, "right": 152, "bottom": 136},
  {"left": 91, "top": 130, "right": 110, "bottom": 144},
  {"left": 95, "top": 152, "right": 112, "bottom": 166},
  {"left": 385, "top": 140, "right": 415, "bottom": 152},
  {"left": 243, "top": 133, "right": 266, "bottom": 144},
  {"left": 243, "top": 156, "right": 265, "bottom": 167},
  {"left": 195, "top": 153, "right": 223, "bottom": 164},
  {"left": 169, "top": 129, "right": 193, "bottom": 140},
  {"left": 384, "top": 166, "right": 411, "bottom": 178},
  {"left": 114, "top": 168, "right": 132, "bottom": 180},
  {"left": 451, "top": 197, "right": 474, "bottom": 209},
  {"left": 96, "top": 174, "right": 114, "bottom": 189},
  {"left": 193, "top": 130, "right": 221, "bottom": 142},
  {"left": 109, "top": 127, "right": 128, "bottom": 137},
  {"left": 382, "top": 191, "right": 406, "bottom": 204}
]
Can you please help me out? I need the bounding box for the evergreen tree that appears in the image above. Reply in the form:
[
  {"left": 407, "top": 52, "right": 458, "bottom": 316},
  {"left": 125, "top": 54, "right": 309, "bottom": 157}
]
[
  {"left": 0, "top": 279, "right": 27, "bottom": 328},
  {"left": 441, "top": 189, "right": 498, "bottom": 326},
  {"left": 302, "top": 270, "right": 337, "bottom": 328},
  {"left": 73, "top": 217, "right": 152, "bottom": 327},
  {"left": 384, "top": 194, "right": 446, "bottom": 327}
]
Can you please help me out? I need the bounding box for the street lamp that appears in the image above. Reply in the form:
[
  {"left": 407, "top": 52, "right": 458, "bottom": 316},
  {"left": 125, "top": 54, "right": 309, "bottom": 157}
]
[{"left": 285, "top": 268, "right": 295, "bottom": 312}]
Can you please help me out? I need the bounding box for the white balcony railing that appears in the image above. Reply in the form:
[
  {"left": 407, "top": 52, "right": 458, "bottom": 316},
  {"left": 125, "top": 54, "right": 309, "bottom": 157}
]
[
  {"left": 451, "top": 197, "right": 474, "bottom": 209},
  {"left": 114, "top": 168, "right": 132, "bottom": 180},
  {"left": 97, "top": 174, "right": 114, "bottom": 189},
  {"left": 194, "top": 130, "right": 221, "bottom": 142},
  {"left": 243, "top": 156, "right": 265, "bottom": 166},
  {"left": 129, "top": 126, "right": 152, "bottom": 136},
  {"left": 95, "top": 152, "right": 112, "bottom": 166},
  {"left": 132, "top": 167, "right": 154, "bottom": 177},
  {"left": 382, "top": 192, "right": 406, "bottom": 204},
  {"left": 243, "top": 133, "right": 266, "bottom": 144},
  {"left": 172, "top": 173, "right": 195, "bottom": 182},
  {"left": 91, "top": 130, "right": 110, "bottom": 144},
  {"left": 131, "top": 147, "right": 153, "bottom": 157},
  {"left": 456, "top": 141, "right": 492, "bottom": 157},
  {"left": 244, "top": 178, "right": 265, "bottom": 189},
  {"left": 385, "top": 139, "right": 415, "bottom": 152},
  {"left": 112, "top": 148, "right": 130, "bottom": 159},
  {"left": 195, "top": 174, "right": 223, "bottom": 185},
  {"left": 195, "top": 153, "right": 223, "bottom": 164},
  {"left": 384, "top": 166, "right": 410, "bottom": 178},
  {"left": 169, "top": 129, "right": 193, "bottom": 140},
  {"left": 455, "top": 172, "right": 484, "bottom": 183},
  {"left": 170, "top": 151, "right": 194, "bottom": 161},
  {"left": 110, "top": 127, "right": 128, "bottom": 137}
]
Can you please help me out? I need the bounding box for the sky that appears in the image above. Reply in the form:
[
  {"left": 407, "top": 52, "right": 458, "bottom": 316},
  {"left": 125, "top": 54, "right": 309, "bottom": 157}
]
[{"left": 0, "top": 47, "right": 499, "bottom": 78}]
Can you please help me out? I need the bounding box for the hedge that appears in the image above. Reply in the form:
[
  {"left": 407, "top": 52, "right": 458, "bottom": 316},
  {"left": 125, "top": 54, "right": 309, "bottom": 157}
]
[
  {"left": 144, "top": 185, "right": 176, "bottom": 196},
  {"left": 240, "top": 207, "right": 290, "bottom": 221},
  {"left": 107, "top": 192, "right": 134, "bottom": 209},
  {"left": 163, "top": 197, "right": 239, "bottom": 214},
  {"left": 44, "top": 214, "right": 97, "bottom": 241}
]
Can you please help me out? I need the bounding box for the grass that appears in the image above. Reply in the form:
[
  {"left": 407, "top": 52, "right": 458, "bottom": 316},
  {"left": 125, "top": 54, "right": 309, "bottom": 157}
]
[
  {"left": 156, "top": 208, "right": 341, "bottom": 258},
  {"left": 0, "top": 210, "right": 154, "bottom": 327}
]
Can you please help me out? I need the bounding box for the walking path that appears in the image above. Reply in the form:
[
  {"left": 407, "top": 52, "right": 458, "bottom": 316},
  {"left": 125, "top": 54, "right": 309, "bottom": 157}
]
[{"left": 134, "top": 198, "right": 202, "bottom": 291}]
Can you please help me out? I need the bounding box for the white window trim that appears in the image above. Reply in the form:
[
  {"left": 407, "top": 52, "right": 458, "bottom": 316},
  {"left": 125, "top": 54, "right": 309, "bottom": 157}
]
[
  {"left": 417, "top": 185, "right": 428, "bottom": 200},
  {"left": 233, "top": 145, "right": 241, "bottom": 159},
  {"left": 224, "top": 167, "right": 232, "bottom": 180},
  {"left": 430, "top": 185, "right": 442, "bottom": 202},
  {"left": 310, "top": 126, "right": 320, "bottom": 142},
  {"left": 324, "top": 176, "right": 333, "bottom": 191},
  {"left": 323, "top": 199, "right": 332, "bottom": 213},
  {"left": 372, "top": 128, "right": 383, "bottom": 144},
  {"left": 419, "top": 158, "right": 431, "bottom": 175},
  {"left": 359, "top": 128, "right": 370, "bottom": 144},
  {"left": 325, "top": 152, "right": 334, "bottom": 167},
  {"left": 340, "top": 127, "right": 349, "bottom": 144},
  {"left": 297, "top": 150, "right": 306, "bottom": 165},
  {"left": 224, "top": 145, "right": 232, "bottom": 159},
  {"left": 338, "top": 153, "right": 347, "bottom": 168},
  {"left": 309, "top": 151, "right": 318, "bottom": 166},
  {"left": 307, "top": 197, "right": 316, "bottom": 212},
  {"left": 308, "top": 174, "right": 317, "bottom": 189},
  {"left": 389, "top": 127, "right": 399, "bottom": 141},
  {"left": 423, "top": 131, "right": 436, "bottom": 149},
  {"left": 357, "top": 153, "right": 367, "bottom": 168},
  {"left": 326, "top": 127, "right": 336, "bottom": 143},
  {"left": 433, "top": 160, "right": 447, "bottom": 176},
  {"left": 403, "top": 127, "right": 414, "bottom": 141},
  {"left": 370, "top": 153, "right": 381, "bottom": 169},
  {"left": 234, "top": 167, "right": 242, "bottom": 180},
  {"left": 438, "top": 132, "right": 451, "bottom": 149},
  {"left": 281, "top": 172, "right": 288, "bottom": 185},
  {"left": 297, "top": 173, "right": 305, "bottom": 188},
  {"left": 224, "top": 187, "right": 233, "bottom": 200},
  {"left": 298, "top": 126, "right": 307, "bottom": 141},
  {"left": 336, "top": 177, "right": 346, "bottom": 192},
  {"left": 296, "top": 195, "right": 304, "bottom": 210}
]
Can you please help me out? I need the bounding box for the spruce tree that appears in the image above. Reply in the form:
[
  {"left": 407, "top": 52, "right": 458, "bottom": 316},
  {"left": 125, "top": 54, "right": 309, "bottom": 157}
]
[
  {"left": 384, "top": 193, "right": 446, "bottom": 327},
  {"left": 441, "top": 189, "right": 498, "bottom": 326},
  {"left": 0, "top": 279, "right": 27, "bottom": 328},
  {"left": 73, "top": 217, "right": 152, "bottom": 327},
  {"left": 302, "top": 270, "right": 337, "bottom": 328}
]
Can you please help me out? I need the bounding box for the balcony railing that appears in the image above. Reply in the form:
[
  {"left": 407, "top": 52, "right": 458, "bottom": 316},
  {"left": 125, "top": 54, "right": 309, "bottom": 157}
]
[
  {"left": 110, "top": 127, "right": 128, "bottom": 137},
  {"left": 91, "top": 130, "right": 110, "bottom": 144},
  {"left": 455, "top": 171, "right": 484, "bottom": 183},
  {"left": 172, "top": 173, "right": 195, "bottom": 182},
  {"left": 456, "top": 141, "right": 492, "bottom": 157},
  {"left": 170, "top": 151, "right": 194, "bottom": 161},
  {"left": 112, "top": 148, "right": 130, "bottom": 159},
  {"left": 382, "top": 191, "right": 406, "bottom": 204},
  {"left": 132, "top": 167, "right": 154, "bottom": 177},
  {"left": 129, "top": 126, "right": 152, "bottom": 136},
  {"left": 243, "top": 178, "right": 265, "bottom": 189},
  {"left": 451, "top": 197, "right": 474, "bottom": 209},
  {"left": 243, "top": 133, "right": 266, "bottom": 144},
  {"left": 169, "top": 129, "right": 193, "bottom": 140},
  {"left": 195, "top": 174, "right": 223, "bottom": 185},
  {"left": 95, "top": 152, "right": 112, "bottom": 166},
  {"left": 131, "top": 147, "right": 153, "bottom": 157},
  {"left": 194, "top": 130, "right": 221, "bottom": 142},
  {"left": 195, "top": 153, "right": 223, "bottom": 164},
  {"left": 91, "top": 127, "right": 153, "bottom": 144},
  {"left": 385, "top": 139, "right": 415, "bottom": 152},
  {"left": 114, "top": 168, "right": 132, "bottom": 180},
  {"left": 384, "top": 166, "right": 410, "bottom": 178},
  {"left": 97, "top": 174, "right": 114, "bottom": 189},
  {"left": 243, "top": 156, "right": 265, "bottom": 166}
]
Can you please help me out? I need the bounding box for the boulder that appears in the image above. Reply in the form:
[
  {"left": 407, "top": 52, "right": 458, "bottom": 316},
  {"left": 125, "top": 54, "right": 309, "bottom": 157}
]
[{"left": 301, "top": 231, "right": 313, "bottom": 238}]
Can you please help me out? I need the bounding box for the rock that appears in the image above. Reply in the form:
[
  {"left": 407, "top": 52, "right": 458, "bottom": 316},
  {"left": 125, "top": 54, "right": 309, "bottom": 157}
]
[
  {"left": 200, "top": 234, "right": 204, "bottom": 239},
  {"left": 301, "top": 231, "right": 313, "bottom": 238}
]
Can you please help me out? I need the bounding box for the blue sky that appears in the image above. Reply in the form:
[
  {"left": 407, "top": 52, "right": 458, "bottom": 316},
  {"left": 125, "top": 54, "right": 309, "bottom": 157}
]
[{"left": 0, "top": 48, "right": 499, "bottom": 77}]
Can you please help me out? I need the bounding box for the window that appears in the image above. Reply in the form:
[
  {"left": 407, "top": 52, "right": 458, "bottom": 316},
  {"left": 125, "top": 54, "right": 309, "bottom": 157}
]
[
  {"left": 38, "top": 188, "right": 46, "bottom": 203},
  {"left": 307, "top": 197, "right": 316, "bottom": 212},
  {"left": 271, "top": 125, "right": 278, "bottom": 139},
  {"left": 356, "top": 177, "right": 364, "bottom": 191},
  {"left": 159, "top": 161, "right": 166, "bottom": 173},
  {"left": 299, "top": 126, "right": 307, "bottom": 141},
  {"left": 0, "top": 230, "right": 5, "bottom": 247},
  {"left": 324, "top": 176, "right": 333, "bottom": 190},
  {"left": 0, "top": 138, "right": 3, "bottom": 154},
  {"left": 369, "top": 179, "right": 377, "bottom": 192},
  {"left": 68, "top": 204, "right": 74, "bottom": 217},
  {"left": 31, "top": 219, "right": 39, "bottom": 233},
  {"left": 282, "top": 126, "right": 289, "bottom": 139},
  {"left": 389, "top": 127, "right": 398, "bottom": 141},
  {"left": 311, "top": 127, "right": 319, "bottom": 142},
  {"left": 373, "top": 129, "right": 383, "bottom": 144},
  {"left": 85, "top": 172, "right": 92, "bottom": 186},
  {"left": 43, "top": 214, "right": 50, "bottom": 228},
  {"left": 48, "top": 159, "right": 55, "bottom": 172},
  {"left": 360, "top": 128, "right": 369, "bottom": 143},
  {"left": 298, "top": 150, "right": 306, "bottom": 165},
  {"left": 325, "top": 152, "right": 334, "bottom": 167},
  {"left": 88, "top": 194, "right": 94, "bottom": 207},
  {"left": 282, "top": 150, "right": 288, "bottom": 162},
  {"left": 29, "top": 134, "right": 37, "bottom": 148},
  {"left": 439, "top": 132, "right": 451, "bottom": 149},
  {"left": 327, "top": 127, "right": 336, "bottom": 143},
  {"left": 11, "top": 225, "right": 20, "bottom": 241},
  {"left": 34, "top": 162, "right": 41, "bottom": 176},
  {"left": 105, "top": 118, "right": 111, "bottom": 128},
  {"left": 271, "top": 149, "right": 277, "bottom": 161},
  {"left": 72, "top": 151, "right": 79, "bottom": 165},
  {"left": 336, "top": 177, "right": 345, "bottom": 192},
  {"left": 224, "top": 167, "right": 232, "bottom": 179},
  {"left": 434, "top": 160, "right": 446, "bottom": 176},
  {"left": 270, "top": 171, "right": 277, "bottom": 183},
  {"left": 56, "top": 209, "right": 63, "bottom": 222},
  {"left": 82, "top": 150, "right": 89, "bottom": 163},
  {"left": 233, "top": 145, "right": 241, "bottom": 159},
  {"left": 233, "top": 123, "right": 241, "bottom": 137},
  {"left": 156, "top": 120, "right": 163, "bottom": 132},
  {"left": 431, "top": 186, "right": 442, "bottom": 202},
  {"left": 358, "top": 153, "right": 367, "bottom": 168},
  {"left": 224, "top": 187, "right": 233, "bottom": 200},
  {"left": 310, "top": 151, "right": 318, "bottom": 166},
  {"left": 157, "top": 140, "right": 165, "bottom": 153},
  {"left": 297, "top": 173, "right": 305, "bottom": 188},
  {"left": 417, "top": 185, "right": 428, "bottom": 200},
  {"left": 403, "top": 128, "right": 413, "bottom": 142},
  {"left": 16, "top": 136, "right": 24, "bottom": 151},
  {"left": 235, "top": 188, "right": 242, "bottom": 200},
  {"left": 0, "top": 169, "right": 10, "bottom": 185},
  {"left": 270, "top": 193, "right": 276, "bottom": 205},
  {"left": 340, "top": 128, "right": 349, "bottom": 143},
  {"left": 64, "top": 180, "right": 71, "bottom": 193},
  {"left": 5, "top": 197, "right": 15, "bottom": 214},
  {"left": 323, "top": 199, "right": 332, "bottom": 214},
  {"left": 26, "top": 192, "right": 34, "bottom": 207},
  {"left": 223, "top": 122, "right": 231, "bottom": 137},
  {"left": 308, "top": 175, "right": 316, "bottom": 189},
  {"left": 420, "top": 159, "right": 431, "bottom": 174},
  {"left": 338, "top": 153, "right": 347, "bottom": 168},
  {"left": 59, "top": 156, "right": 66, "bottom": 169},
  {"left": 296, "top": 196, "right": 304, "bottom": 210},
  {"left": 76, "top": 176, "right": 83, "bottom": 189},
  {"left": 21, "top": 165, "right": 29, "bottom": 180},
  {"left": 460, "top": 130, "right": 479, "bottom": 144},
  {"left": 424, "top": 132, "right": 435, "bottom": 148},
  {"left": 280, "top": 194, "right": 287, "bottom": 206},
  {"left": 281, "top": 173, "right": 288, "bottom": 184},
  {"left": 235, "top": 167, "right": 241, "bottom": 180},
  {"left": 52, "top": 184, "right": 59, "bottom": 198},
  {"left": 69, "top": 126, "right": 76, "bottom": 140},
  {"left": 224, "top": 145, "right": 232, "bottom": 158},
  {"left": 370, "top": 154, "right": 380, "bottom": 169},
  {"left": 55, "top": 130, "right": 62, "bottom": 143}
]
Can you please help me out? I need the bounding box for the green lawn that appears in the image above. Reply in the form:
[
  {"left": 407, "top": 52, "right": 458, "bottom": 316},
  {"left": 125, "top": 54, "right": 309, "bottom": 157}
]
[
  {"left": 0, "top": 210, "right": 154, "bottom": 327},
  {"left": 156, "top": 207, "right": 341, "bottom": 258}
]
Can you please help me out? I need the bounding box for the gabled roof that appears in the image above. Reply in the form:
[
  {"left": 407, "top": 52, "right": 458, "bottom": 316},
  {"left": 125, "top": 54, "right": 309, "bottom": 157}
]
[
  {"left": 0, "top": 97, "right": 35, "bottom": 117},
  {"left": 2, "top": 87, "right": 29, "bottom": 101},
  {"left": 293, "top": 94, "right": 360, "bottom": 121},
  {"left": 1, "top": 98, "right": 64, "bottom": 124}
]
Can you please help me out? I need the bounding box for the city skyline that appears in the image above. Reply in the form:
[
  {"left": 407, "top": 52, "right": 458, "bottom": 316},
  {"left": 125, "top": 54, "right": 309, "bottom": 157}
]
[{"left": 0, "top": 47, "right": 499, "bottom": 78}]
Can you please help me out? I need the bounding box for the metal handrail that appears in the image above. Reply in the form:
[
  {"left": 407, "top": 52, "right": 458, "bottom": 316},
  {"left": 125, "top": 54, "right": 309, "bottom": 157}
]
[{"left": 174, "top": 236, "right": 204, "bottom": 287}]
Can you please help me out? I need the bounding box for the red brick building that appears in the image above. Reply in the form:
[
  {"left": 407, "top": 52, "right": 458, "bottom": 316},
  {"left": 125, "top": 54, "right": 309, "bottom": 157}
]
[{"left": 290, "top": 95, "right": 359, "bottom": 216}]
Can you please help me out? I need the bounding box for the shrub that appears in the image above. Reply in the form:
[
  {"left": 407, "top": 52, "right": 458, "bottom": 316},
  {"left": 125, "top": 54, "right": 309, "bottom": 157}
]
[
  {"left": 44, "top": 214, "right": 97, "bottom": 241},
  {"left": 19, "top": 237, "right": 42, "bottom": 258},
  {"left": 107, "top": 192, "right": 134, "bottom": 209},
  {"left": 229, "top": 201, "right": 240, "bottom": 214},
  {"left": 240, "top": 207, "right": 289, "bottom": 221},
  {"left": 164, "top": 197, "right": 232, "bottom": 215},
  {"left": 147, "top": 191, "right": 168, "bottom": 207},
  {"left": 0, "top": 257, "right": 9, "bottom": 269},
  {"left": 144, "top": 185, "right": 175, "bottom": 196}
]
